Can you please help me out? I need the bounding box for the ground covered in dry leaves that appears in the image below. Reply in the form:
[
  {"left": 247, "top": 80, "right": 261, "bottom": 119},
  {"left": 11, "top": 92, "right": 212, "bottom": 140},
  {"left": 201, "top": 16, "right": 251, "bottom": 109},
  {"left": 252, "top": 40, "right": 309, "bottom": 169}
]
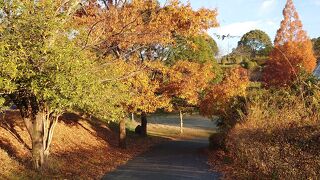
[{"left": 0, "top": 111, "right": 167, "bottom": 179}]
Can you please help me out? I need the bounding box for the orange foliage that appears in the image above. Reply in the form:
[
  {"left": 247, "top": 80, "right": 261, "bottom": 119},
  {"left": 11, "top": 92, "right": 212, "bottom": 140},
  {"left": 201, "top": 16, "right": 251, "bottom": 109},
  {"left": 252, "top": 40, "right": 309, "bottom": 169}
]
[
  {"left": 263, "top": 0, "right": 316, "bottom": 87},
  {"left": 74, "top": 0, "right": 218, "bottom": 113},
  {"left": 161, "top": 61, "right": 216, "bottom": 109},
  {"left": 74, "top": 0, "right": 219, "bottom": 114},
  {"left": 75, "top": 0, "right": 218, "bottom": 55},
  {"left": 200, "top": 67, "right": 249, "bottom": 118}
]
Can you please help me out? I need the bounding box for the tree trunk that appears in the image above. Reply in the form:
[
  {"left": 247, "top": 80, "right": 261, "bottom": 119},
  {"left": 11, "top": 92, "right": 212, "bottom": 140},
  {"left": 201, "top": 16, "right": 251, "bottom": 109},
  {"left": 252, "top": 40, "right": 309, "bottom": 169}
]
[
  {"left": 180, "top": 111, "right": 183, "bottom": 134},
  {"left": 43, "top": 115, "right": 59, "bottom": 158},
  {"left": 141, "top": 112, "right": 147, "bottom": 137},
  {"left": 32, "top": 112, "right": 45, "bottom": 170},
  {"left": 119, "top": 119, "right": 126, "bottom": 149},
  {"left": 22, "top": 110, "right": 59, "bottom": 170},
  {"left": 131, "top": 113, "right": 134, "bottom": 121}
]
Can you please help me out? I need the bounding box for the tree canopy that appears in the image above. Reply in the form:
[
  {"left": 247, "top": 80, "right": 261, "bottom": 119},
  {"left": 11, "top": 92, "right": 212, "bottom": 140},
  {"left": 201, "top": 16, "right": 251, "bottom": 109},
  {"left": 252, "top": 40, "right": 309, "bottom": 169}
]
[
  {"left": 237, "top": 29, "right": 272, "bottom": 58},
  {"left": 0, "top": 0, "right": 128, "bottom": 169}
]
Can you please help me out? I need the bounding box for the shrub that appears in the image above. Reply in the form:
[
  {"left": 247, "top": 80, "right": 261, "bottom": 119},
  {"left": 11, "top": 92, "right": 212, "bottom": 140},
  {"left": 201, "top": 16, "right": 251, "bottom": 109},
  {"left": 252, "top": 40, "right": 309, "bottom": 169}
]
[
  {"left": 209, "top": 132, "right": 226, "bottom": 150},
  {"left": 241, "top": 60, "right": 258, "bottom": 71},
  {"left": 224, "top": 79, "right": 320, "bottom": 179}
]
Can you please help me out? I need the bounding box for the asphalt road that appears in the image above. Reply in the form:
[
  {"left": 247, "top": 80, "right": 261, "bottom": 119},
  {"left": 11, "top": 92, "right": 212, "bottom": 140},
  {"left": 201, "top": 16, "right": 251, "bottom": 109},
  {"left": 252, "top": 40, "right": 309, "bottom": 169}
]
[{"left": 102, "top": 139, "right": 221, "bottom": 180}]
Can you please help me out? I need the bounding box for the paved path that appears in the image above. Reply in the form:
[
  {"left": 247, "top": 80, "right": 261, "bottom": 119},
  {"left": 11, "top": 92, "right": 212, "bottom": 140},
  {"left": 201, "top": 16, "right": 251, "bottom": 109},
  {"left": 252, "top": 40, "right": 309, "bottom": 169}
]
[{"left": 103, "top": 139, "right": 221, "bottom": 180}]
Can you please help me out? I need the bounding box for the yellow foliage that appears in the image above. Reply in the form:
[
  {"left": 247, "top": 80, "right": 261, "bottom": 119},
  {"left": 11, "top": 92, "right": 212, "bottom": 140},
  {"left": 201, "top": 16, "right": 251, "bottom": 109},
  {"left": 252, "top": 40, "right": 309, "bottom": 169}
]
[
  {"left": 121, "top": 60, "right": 171, "bottom": 113},
  {"left": 161, "top": 61, "right": 216, "bottom": 108}
]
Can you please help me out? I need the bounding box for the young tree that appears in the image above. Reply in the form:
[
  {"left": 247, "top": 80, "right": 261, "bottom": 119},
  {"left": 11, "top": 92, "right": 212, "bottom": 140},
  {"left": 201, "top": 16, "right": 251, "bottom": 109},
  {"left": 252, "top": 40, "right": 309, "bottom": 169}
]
[
  {"left": 0, "top": 0, "right": 127, "bottom": 169},
  {"left": 263, "top": 0, "right": 316, "bottom": 86},
  {"left": 161, "top": 61, "right": 216, "bottom": 133},
  {"left": 124, "top": 60, "right": 171, "bottom": 137}
]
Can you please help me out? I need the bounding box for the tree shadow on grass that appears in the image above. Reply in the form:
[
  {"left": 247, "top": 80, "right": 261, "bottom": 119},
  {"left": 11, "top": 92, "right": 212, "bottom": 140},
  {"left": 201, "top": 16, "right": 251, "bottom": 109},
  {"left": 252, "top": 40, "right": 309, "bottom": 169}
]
[
  {"left": 0, "top": 111, "right": 31, "bottom": 151},
  {"left": 0, "top": 137, "right": 28, "bottom": 164},
  {"left": 60, "top": 113, "right": 120, "bottom": 146},
  {"left": 60, "top": 113, "right": 151, "bottom": 148}
]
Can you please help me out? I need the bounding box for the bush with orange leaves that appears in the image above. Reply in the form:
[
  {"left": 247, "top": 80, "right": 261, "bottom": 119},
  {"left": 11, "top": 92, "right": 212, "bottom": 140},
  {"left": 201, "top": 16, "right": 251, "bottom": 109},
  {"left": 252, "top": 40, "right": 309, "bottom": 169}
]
[{"left": 224, "top": 85, "right": 320, "bottom": 179}]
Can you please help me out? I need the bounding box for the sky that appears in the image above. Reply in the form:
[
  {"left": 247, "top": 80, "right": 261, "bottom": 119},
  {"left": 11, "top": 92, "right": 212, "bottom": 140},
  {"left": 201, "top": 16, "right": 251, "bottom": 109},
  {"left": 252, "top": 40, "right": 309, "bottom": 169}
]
[{"left": 160, "top": 0, "right": 320, "bottom": 56}]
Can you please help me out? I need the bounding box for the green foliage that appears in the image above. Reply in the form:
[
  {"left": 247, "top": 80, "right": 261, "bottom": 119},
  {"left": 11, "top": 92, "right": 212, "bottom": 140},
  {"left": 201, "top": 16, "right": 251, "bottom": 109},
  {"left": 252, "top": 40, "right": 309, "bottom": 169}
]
[
  {"left": 241, "top": 59, "right": 258, "bottom": 70},
  {"left": 168, "top": 34, "right": 219, "bottom": 64},
  {"left": 0, "top": 0, "right": 127, "bottom": 120},
  {"left": 167, "top": 34, "right": 223, "bottom": 82},
  {"left": 312, "top": 37, "right": 320, "bottom": 60},
  {"left": 238, "top": 29, "right": 273, "bottom": 57}
]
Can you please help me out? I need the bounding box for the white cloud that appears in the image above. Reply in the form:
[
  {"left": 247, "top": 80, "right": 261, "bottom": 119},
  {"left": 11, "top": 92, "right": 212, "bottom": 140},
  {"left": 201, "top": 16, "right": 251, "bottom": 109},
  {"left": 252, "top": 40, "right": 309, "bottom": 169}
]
[
  {"left": 212, "top": 20, "right": 275, "bottom": 37},
  {"left": 259, "top": 0, "right": 277, "bottom": 14}
]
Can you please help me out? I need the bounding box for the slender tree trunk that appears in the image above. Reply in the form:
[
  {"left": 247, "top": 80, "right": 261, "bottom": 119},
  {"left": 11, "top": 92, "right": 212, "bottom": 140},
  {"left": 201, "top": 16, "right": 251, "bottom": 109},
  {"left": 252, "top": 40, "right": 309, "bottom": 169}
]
[
  {"left": 32, "top": 112, "right": 45, "bottom": 170},
  {"left": 119, "top": 119, "right": 126, "bottom": 149},
  {"left": 22, "top": 109, "right": 59, "bottom": 170},
  {"left": 179, "top": 111, "right": 183, "bottom": 134},
  {"left": 43, "top": 115, "right": 59, "bottom": 158},
  {"left": 131, "top": 113, "right": 134, "bottom": 121},
  {"left": 141, "top": 112, "right": 147, "bottom": 137}
]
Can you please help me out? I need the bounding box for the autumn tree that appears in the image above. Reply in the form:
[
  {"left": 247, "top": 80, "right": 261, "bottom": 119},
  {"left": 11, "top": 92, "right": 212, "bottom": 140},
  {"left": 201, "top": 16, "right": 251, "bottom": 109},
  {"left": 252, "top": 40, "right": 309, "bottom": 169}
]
[
  {"left": 123, "top": 60, "right": 171, "bottom": 137},
  {"left": 263, "top": 0, "right": 316, "bottom": 86},
  {"left": 200, "top": 67, "right": 249, "bottom": 128},
  {"left": 0, "top": 0, "right": 127, "bottom": 169},
  {"left": 161, "top": 61, "right": 216, "bottom": 133},
  {"left": 76, "top": 0, "right": 219, "bottom": 137},
  {"left": 75, "top": 0, "right": 219, "bottom": 59}
]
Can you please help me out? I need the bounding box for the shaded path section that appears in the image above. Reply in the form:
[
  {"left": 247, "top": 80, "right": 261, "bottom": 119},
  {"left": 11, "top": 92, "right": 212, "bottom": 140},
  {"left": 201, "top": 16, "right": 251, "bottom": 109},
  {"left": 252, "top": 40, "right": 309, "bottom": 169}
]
[{"left": 103, "top": 139, "right": 220, "bottom": 180}]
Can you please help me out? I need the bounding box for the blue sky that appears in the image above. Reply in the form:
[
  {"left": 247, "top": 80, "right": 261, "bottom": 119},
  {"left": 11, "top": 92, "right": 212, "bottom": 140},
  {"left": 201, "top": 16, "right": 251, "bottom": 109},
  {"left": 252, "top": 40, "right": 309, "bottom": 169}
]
[{"left": 160, "top": 0, "right": 320, "bottom": 56}]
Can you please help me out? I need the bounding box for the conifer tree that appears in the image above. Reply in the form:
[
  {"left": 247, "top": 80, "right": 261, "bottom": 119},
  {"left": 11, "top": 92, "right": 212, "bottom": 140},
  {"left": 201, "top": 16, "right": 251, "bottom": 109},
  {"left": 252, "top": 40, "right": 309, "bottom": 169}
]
[{"left": 263, "top": 0, "right": 316, "bottom": 86}]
